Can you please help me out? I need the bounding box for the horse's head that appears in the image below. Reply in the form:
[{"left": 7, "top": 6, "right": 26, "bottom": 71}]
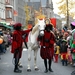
[{"left": 37, "top": 19, "right": 46, "bottom": 36}]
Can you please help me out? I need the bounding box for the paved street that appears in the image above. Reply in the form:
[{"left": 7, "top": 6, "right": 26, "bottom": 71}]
[{"left": 0, "top": 47, "right": 75, "bottom": 75}]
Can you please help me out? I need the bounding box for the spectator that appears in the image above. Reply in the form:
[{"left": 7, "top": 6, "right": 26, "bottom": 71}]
[
  {"left": 60, "top": 40, "right": 68, "bottom": 66},
  {"left": 54, "top": 43, "right": 60, "bottom": 63}
]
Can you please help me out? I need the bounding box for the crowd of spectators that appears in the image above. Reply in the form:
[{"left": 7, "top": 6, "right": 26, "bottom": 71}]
[
  {"left": 53, "top": 27, "right": 74, "bottom": 66},
  {"left": 0, "top": 29, "right": 12, "bottom": 54}
]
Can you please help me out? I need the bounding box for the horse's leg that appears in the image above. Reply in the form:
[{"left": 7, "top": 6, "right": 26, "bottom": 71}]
[
  {"left": 34, "top": 49, "right": 39, "bottom": 71},
  {"left": 27, "top": 47, "right": 31, "bottom": 72}
]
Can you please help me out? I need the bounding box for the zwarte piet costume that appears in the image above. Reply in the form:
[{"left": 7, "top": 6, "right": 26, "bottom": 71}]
[
  {"left": 38, "top": 22, "right": 55, "bottom": 73},
  {"left": 40, "top": 30, "right": 55, "bottom": 59},
  {"left": 11, "top": 23, "right": 31, "bottom": 73}
]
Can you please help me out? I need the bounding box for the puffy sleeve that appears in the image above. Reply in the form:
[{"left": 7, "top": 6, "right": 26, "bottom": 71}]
[{"left": 21, "top": 29, "right": 31, "bottom": 35}]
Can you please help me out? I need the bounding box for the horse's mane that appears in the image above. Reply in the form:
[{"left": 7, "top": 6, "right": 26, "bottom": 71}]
[
  {"left": 31, "top": 24, "right": 38, "bottom": 34},
  {"left": 31, "top": 18, "right": 44, "bottom": 34}
]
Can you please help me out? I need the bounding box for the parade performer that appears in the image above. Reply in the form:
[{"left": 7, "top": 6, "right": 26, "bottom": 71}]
[
  {"left": 70, "top": 22, "right": 75, "bottom": 75},
  {"left": 70, "top": 22, "right": 75, "bottom": 67},
  {"left": 38, "top": 19, "right": 55, "bottom": 73},
  {"left": 11, "top": 23, "right": 31, "bottom": 73}
]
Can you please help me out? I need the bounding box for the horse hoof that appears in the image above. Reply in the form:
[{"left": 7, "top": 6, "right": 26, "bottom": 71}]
[
  {"left": 35, "top": 68, "right": 39, "bottom": 71},
  {"left": 18, "top": 65, "right": 23, "bottom": 68},
  {"left": 27, "top": 69, "right": 31, "bottom": 72}
]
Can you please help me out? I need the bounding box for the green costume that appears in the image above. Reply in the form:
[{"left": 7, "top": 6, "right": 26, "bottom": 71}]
[{"left": 70, "top": 29, "right": 75, "bottom": 60}]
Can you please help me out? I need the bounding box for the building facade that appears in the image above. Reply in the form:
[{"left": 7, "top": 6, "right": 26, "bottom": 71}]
[
  {"left": 5, "top": 0, "right": 14, "bottom": 23},
  {"left": 14, "top": 0, "right": 26, "bottom": 26},
  {"left": 27, "top": 1, "right": 41, "bottom": 26},
  {"left": 0, "top": 0, "right": 5, "bottom": 22},
  {"left": 46, "top": 0, "right": 54, "bottom": 18},
  {"left": 42, "top": 0, "right": 54, "bottom": 18},
  {"left": 5, "top": 0, "right": 41, "bottom": 26}
]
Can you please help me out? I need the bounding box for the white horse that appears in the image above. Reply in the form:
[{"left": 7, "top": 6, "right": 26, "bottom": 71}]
[{"left": 27, "top": 19, "right": 46, "bottom": 71}]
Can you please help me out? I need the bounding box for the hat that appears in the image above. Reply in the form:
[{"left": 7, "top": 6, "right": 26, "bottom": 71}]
[
  {"left": 14, "top": 23, "right": 22, "bottom": 27},
  {"left": 71, "top": 22, "right": 75, "bottom": 26}
]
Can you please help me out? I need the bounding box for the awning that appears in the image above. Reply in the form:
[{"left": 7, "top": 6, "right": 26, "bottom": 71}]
[{"left": 0, "top": 23, "right": 13, "bottom": 30}]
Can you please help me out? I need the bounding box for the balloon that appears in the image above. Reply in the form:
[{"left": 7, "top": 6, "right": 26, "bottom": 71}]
[{"left": 0, "top": 38, "right": 3, "bottom": 44}]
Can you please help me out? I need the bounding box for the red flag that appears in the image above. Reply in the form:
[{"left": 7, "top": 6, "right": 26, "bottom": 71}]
[{"left": 50, "top": 18, "right": 56, "bottom": 28}]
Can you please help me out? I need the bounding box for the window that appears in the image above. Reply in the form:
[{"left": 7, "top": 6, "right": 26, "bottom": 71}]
[
  {"left": 9, "top": 11, "right": 12, "bottom": 18},
  {"left": 3, "top": 0, "right": 5, "bottom": 4},
  {"left": 1, "top": 10, "right": 5, "bottom": 19},
  {"left": 1, "top": 10, "right": 3, "bottom": 18},
  {"left": 10, "top": 0, "right": 13, "bottom": 5},
  {"left": 6, "top": 0, "right": 10, "bottom": 3},
  {"left": 6, "top": 10, "right": 12, "bottom": 18},
  {"left": 0, "top": 9, "right": 4, "bottom": 19},
  {"left": 6, "top": 0, "right": 7, "bottom": 2},
  {"left": 3, "top": 10, "right": 5, "bottom": 19},
  {"left": 0, "top": 9, "right": 1, "bottom": 18}
]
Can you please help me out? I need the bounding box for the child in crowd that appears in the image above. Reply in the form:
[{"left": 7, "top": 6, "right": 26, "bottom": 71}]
[
  {"left": 60, "top": 39, "right": 68, "bottom": 66},
  {"left": 54, "top": 43, "right": 60, "bottom": 63}
]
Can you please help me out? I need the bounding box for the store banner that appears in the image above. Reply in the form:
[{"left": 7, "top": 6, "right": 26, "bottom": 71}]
[{"left": 13, "top": 10, "right": 18, "bottom": 16}]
